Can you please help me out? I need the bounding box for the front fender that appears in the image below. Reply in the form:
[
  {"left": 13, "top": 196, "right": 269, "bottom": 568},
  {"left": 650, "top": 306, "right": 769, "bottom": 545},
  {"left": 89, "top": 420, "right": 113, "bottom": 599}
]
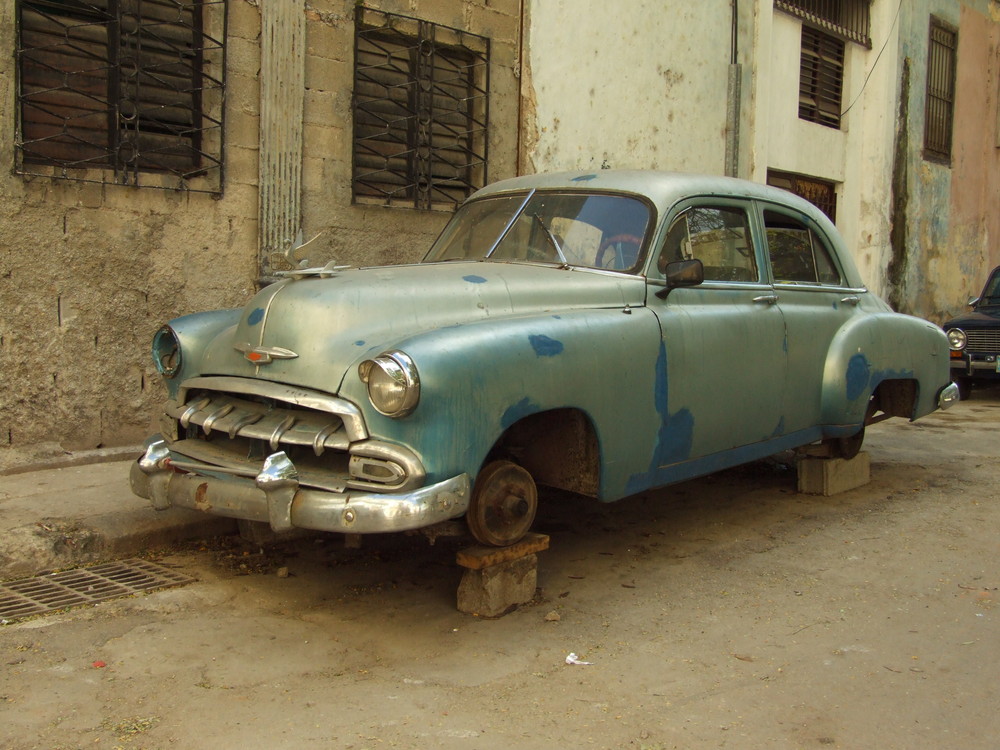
[
  {"left": 821, "top": 312, "right": 950, "bottom": 426},
  {"left": 339, "top": 307, "right": 665, "bottom": 498},
  {"left": 162, "top": 309, "right": 242, "bottom": 399}
]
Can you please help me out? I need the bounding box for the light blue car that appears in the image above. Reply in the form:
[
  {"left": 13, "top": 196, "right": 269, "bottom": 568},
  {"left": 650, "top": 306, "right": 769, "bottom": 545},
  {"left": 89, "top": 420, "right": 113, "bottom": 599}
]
[{"left": 131, "top": 171, "right": 959, "bottom": 546}]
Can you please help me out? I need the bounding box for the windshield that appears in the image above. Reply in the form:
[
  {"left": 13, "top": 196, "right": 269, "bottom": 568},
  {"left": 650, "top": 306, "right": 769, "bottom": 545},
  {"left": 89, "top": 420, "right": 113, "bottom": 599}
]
[
  {"left": 980, "top": 268, "right": 1000, "bottom": 305},
  {"left": 424, "top": 191, "right": 652, "bottom": 272}
]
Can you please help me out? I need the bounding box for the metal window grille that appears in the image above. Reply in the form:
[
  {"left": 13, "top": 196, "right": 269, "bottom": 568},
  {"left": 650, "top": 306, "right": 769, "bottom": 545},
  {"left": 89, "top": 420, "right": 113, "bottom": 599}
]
[
  {"left": 353, "top": 6, "right": 489, "bottom": 211},
  {"left": 799, "top": 26, "right": 844, "bottom": 129},
  {"left": 775, "top": 0, "right": 871, "bottom": 48},
  {"left": 767, "top": 170, "right": 837, "bottom": 222},
  {"left": 924, "top": 18, "right": 957, "bottom": 164},
  {"left": 15, "top": 0, "right": 228, "bottom": 194}
]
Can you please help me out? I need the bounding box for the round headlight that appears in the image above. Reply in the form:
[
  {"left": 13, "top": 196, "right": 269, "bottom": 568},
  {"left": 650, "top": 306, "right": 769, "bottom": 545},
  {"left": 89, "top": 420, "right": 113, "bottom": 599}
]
[
  {"left": 152, "top": 325, "right": 181, "bottom": 378},
  {"left": 946, "top": 328, "right": 967, "bottom": 350},
  {"left": 358, "top": 351, "right": 419, "bottom": 417}
]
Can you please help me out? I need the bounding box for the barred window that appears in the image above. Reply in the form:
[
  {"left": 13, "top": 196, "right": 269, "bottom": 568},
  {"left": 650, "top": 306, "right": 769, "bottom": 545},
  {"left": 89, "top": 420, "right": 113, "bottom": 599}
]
[
  {"left": 924, "top": 17, "right": 957, "bottom": 164},
  {"left": 15, "top": 0, "right": 228, "bottom": 193},
  {"left": 353, "top": 7, "right": 489, "bottom": 211},
  {"left": 799, "top": 26, "right": 845, "bottom": 129},
  {"left": 767, "top": 170, "right": 837, "bottom": 222},
  {"left": 776, "top": 0, "right": 871, "bottom": 48}
]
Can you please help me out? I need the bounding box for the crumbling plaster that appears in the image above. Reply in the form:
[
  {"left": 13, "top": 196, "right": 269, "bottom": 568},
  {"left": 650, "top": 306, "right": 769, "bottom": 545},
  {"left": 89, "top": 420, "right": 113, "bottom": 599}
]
[
  {"left": 893, "top": 2, "right": 1000, "bottom": 323},
  {"left": 0, "top": 0, "right": 521, "bottom": 469}
]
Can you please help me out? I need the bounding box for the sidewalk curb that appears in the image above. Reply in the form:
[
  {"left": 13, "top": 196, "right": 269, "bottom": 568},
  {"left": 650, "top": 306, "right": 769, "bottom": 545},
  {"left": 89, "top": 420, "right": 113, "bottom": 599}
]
[{"left": 0, "top": 507, "right": 236, "bottom": 582}]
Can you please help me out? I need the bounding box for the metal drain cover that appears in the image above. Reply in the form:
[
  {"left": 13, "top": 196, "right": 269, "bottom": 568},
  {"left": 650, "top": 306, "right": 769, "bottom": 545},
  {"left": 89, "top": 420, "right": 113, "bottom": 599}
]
[{"left": 0, "top": 559, "right": 194, "bottom": 622}]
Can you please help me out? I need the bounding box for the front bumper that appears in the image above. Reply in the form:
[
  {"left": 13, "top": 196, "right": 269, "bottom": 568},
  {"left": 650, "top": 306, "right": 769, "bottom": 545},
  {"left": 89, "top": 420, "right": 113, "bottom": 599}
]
[
  {"left": 131, "top": 440, "right": 470, "bottom": 534},
  {"left": 950, "top": 356, "right": 1000, "bottom": 379}
]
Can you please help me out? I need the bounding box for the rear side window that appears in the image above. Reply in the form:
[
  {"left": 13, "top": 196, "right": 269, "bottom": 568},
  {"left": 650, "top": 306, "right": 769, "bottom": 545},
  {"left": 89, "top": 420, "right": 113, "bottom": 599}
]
[
  {"left": 659, "top": 206, "right": 757, "bottom": 282},
  {"left": 763, "top": 210, "right": 842, "bottom": 285}
]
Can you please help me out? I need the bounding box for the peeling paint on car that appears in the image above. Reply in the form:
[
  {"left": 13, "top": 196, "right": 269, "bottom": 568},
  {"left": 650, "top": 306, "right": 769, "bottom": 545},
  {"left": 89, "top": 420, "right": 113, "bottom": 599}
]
[
  {"left": 247, "top": 308, "right": 265, "bottom": 326},
  {"left": 502, "top": 397, "right": 539, "bottom": 430},
  {"left": 463, "top": 275, "right": 487, "bottom": 284},
  {"left": 529, "top": 334, "right": 564, "bottom": 357},
  {"left": 846, "top": 353, "right": 872, "bottom": 401}
]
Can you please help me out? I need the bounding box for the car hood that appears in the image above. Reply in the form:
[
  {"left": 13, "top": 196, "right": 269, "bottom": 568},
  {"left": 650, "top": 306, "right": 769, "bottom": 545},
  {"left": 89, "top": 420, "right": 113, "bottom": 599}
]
[
  {"left": 198, "top": 261, "right": 646, "bottom": 390},
  {"left": 943, "top": 306, "right": 1000, "bottom": 328}
]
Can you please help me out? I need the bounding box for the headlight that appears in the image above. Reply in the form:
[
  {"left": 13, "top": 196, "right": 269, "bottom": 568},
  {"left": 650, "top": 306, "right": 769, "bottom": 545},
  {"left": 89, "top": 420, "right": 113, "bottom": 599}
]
[
  {"left": 152, "top": 325, "right": 181, "bottom": 378},
  {"left": 946, "top": 328, "right": 967, "bottom": 350},
  {"left": 358, "top": 351, "right": 420, "bottom": 417}
]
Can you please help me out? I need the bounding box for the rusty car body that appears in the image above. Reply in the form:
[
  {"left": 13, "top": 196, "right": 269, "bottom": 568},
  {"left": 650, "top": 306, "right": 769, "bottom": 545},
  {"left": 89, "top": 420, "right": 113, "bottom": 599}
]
[{"left": 131, "top": 171, "right": 959, "bottom": 546}]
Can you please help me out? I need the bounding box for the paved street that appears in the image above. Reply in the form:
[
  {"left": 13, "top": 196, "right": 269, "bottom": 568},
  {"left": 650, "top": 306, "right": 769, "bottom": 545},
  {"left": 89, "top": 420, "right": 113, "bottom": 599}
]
[{"left": 2, "top": 389, "right": 998, "bottom": 749}]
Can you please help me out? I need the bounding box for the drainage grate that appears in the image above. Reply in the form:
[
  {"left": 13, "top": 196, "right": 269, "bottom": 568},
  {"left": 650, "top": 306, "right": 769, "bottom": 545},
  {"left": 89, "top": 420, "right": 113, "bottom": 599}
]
[{"left": 0, "top": 559, "right": 194, "bottom": 623}]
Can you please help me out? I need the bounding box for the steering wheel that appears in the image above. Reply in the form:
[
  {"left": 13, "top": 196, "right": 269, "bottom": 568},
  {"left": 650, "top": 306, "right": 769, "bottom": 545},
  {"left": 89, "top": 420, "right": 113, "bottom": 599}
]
[{"left": 595, "top": 234, "right": 643, "bottom": 270}]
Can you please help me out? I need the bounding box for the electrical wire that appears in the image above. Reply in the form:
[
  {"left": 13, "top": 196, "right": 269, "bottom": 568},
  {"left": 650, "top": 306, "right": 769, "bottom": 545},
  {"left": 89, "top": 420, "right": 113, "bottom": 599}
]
[{"left": 840, "top": 0, "right": 904, "bottom": 118}]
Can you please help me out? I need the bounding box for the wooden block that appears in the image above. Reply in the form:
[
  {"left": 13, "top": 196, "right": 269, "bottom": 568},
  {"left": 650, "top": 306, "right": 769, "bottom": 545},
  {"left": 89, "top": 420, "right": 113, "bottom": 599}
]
[{"left": 456, "top": 532, "right": 550, "bottom": 570}]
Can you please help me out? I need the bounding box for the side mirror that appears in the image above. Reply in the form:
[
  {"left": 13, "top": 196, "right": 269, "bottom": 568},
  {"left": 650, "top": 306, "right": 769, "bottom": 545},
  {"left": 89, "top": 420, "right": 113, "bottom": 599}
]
[{"left": 656, "top": 259, "right": 704, "bottom": 298}]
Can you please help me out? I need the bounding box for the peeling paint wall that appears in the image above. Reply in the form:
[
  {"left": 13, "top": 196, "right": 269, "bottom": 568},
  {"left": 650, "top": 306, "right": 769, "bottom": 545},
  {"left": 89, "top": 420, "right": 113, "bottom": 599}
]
[
  {"left": 751, "top": 3, "right": 902, "bottom": 299},
  {"left": 0, "top": 0, "right": 520, "bottom": 469},
  {"left": 523, "top": 0, "right": 739, "bottom": 174},
  {"left": 894, "top": 1, "right": 1000, "bottom": 322}
]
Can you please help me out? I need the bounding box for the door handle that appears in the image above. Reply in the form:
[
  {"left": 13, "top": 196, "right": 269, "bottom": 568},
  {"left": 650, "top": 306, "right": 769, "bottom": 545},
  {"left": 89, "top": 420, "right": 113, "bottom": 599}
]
[
  {"left": 840, "top": 295, "right": 860, "bottom": 306},
  {"left": 753, "top": 294, "right": 778, "bottom": 305}
]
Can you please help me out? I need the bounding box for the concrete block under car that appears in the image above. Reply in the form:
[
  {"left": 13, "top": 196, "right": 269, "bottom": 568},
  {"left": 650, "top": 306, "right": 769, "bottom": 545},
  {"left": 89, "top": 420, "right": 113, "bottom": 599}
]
[
  {"left": 797, "top": 452, "right": 871, "bottom": 496},
  {"left": 456, "top": 533, "right": 549, "bottom": 617}
]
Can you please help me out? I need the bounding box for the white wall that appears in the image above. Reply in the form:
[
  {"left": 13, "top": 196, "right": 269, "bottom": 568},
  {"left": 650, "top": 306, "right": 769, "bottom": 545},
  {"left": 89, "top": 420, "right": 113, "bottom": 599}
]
[{"left": 524, "top": 0, "right": 734, "bottom": 174}]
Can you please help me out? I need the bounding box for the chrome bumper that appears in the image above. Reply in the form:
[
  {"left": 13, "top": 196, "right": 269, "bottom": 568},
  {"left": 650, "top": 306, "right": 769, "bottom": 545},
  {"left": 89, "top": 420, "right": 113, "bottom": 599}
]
[
  {"left": 130, "top": 440, "right": 470, "bottom": 534},
  {"left": 938, "top": 382, "right": 960, "bottom": 410}
]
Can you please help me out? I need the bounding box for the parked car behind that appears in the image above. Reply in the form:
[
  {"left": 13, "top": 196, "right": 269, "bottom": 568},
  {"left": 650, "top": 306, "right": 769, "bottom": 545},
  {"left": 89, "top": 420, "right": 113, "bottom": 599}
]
[
  {"left": 942, "top": 266, "right": 1000, "bottom": 399},
  {"left": 131, "top": 171, "right": 959, "bottom": 547}
]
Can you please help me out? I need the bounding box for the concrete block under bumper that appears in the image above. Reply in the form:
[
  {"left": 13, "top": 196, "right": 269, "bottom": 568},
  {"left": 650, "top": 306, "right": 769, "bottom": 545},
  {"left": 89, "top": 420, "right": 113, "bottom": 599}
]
[
  {"left": 130, "top": 459, "right": 471, "bottom": 536},
  {"left": 797, "top": 452, "right": 871, "bottom": 496}
]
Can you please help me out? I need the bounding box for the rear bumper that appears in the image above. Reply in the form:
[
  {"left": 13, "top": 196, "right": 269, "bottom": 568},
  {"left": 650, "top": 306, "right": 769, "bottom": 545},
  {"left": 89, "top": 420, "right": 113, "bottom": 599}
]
[{"left": 130, "top": 440, "right": 470, "bottom": 535}]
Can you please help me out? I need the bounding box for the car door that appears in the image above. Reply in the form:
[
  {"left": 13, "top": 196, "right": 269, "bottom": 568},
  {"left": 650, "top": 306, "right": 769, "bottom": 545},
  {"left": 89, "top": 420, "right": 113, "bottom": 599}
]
[
  {"left": 754, "top": 201, "right": 863, "bottom": 433},
  {"left": 646, "top": 200, "right": 788, "bottom": 473}
]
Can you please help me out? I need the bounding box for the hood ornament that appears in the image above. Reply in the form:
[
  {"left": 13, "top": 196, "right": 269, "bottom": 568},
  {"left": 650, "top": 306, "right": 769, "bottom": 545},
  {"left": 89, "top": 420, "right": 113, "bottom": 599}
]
[{"left": 234, "top": 342, "right": 298, "bottom": 365}]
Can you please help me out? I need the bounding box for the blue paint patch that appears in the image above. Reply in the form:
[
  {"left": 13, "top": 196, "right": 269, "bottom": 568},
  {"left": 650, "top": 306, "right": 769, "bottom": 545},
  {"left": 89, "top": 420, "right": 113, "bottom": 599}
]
[
  {"left": 625, "top": 342, "right": 695, "bottom": 495},
  {"left": 463, "top": 275, "right": 487, "bottom": 284},
  {"left": 845, "top": 353, "right": 871, "bottom": 401},
  {"left": 771, "top": 416, "right": 786, "bottom": 438},
  {"left": 354, "top": 340, "right": 366, "bottom": 346},
  {"left": 501, "top": 397, "right": 538, "bottom": 429},
  {"left": 529, "top": 334, "right": 564, "bottom": 357},
  {"left": 247, "top": 307, "right": 265, "bottom": 326},
  {"left": 832, "top": 300, "right": 839, "bottom": 310},
  {"left": 782, "top": 334, "right": 788, "bottom": 354},
  {"left": 552, "top": 315, "right": 561, "bottom": 319},
  {"left": 571, "top": 174, "right": 598, "bottom": 182}
]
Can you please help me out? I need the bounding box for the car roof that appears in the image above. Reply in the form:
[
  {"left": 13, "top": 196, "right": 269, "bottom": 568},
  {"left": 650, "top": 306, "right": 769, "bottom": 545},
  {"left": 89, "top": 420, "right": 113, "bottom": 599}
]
[
  {"left": 471, "top": 170, "right": 865, "bottom": 288},
  {"left": 473, "top": 170, "right": 825, "bottom": 220}
]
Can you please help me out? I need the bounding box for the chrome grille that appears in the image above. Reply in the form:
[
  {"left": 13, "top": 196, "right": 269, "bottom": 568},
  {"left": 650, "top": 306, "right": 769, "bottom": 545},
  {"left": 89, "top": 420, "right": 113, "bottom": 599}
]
[
  {"left": 168, "top": 392, "right": 349, "bottom": 455},
  {"left": 966, "top": 329, "right": 1000, "bottom": 353}
]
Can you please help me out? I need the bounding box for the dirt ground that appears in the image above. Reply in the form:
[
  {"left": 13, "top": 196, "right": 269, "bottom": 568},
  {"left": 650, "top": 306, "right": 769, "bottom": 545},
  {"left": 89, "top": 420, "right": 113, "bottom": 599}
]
[{"left": 2, "top": 389, "right": 999, "bottom": 750}]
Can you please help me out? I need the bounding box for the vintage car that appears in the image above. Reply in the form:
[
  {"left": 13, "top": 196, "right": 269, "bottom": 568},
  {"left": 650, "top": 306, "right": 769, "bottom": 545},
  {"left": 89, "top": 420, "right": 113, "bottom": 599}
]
[
  {"left": 942, "top": 265, "right": 1000, "bottom": 399},
  {"left": 130, "top": 171, "right": 959, "bottom": 547}
]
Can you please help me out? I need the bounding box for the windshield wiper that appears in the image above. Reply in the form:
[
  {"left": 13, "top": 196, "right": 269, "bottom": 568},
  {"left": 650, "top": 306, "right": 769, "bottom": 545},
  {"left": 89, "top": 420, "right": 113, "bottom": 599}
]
[{"left": 532, "top": 213, "right": 569, "bottom": 267}]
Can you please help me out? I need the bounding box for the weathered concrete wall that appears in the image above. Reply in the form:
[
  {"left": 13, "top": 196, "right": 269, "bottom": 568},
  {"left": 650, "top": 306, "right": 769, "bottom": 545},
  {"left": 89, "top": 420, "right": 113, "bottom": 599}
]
[
  {"left": 0, "top": 0, "right": 520, "bottom": 469},
  {"left": 751, "top": 4, "right": 900, "bottom": 299},
  {"left": 893, "top": 1, "right": 1000, "bottom": 322},
  {"left": 523, "top": 0, "right": 737, "bottom": 174}
]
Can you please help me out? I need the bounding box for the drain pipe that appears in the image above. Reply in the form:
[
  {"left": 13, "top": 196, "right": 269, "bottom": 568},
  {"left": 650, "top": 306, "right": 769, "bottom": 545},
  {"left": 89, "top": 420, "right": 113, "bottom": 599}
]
[{"left": 725, "top": 0, "right": 741, "bottom": 177}]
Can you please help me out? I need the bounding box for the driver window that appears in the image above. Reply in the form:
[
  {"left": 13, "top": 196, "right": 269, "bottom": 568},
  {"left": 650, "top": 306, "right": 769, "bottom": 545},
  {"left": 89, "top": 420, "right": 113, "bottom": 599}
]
[{"left": 658, "top": 206, "right": 757, "bottom": 282}]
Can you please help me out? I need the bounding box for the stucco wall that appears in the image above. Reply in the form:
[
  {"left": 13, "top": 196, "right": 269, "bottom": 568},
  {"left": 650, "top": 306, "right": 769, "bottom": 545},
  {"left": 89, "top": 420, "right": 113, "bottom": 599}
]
[
  {"left": 523, "top": 0, "right": 736, "bottom": 174},
  {"left": 752, "top": 5, "right": 900, "bottom": 299},
  {"left": 894, "top": 1, "right": 1000, "bottom": 322},
  {"left": 0, "top": 0, "right": 520, "bottom": 469}
]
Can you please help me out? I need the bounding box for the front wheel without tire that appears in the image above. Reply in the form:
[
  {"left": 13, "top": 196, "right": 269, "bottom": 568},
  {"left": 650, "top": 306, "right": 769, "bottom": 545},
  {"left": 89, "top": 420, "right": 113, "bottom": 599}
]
[{"left": 466, "top": 460, "right": 538, "bottom": 547}]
